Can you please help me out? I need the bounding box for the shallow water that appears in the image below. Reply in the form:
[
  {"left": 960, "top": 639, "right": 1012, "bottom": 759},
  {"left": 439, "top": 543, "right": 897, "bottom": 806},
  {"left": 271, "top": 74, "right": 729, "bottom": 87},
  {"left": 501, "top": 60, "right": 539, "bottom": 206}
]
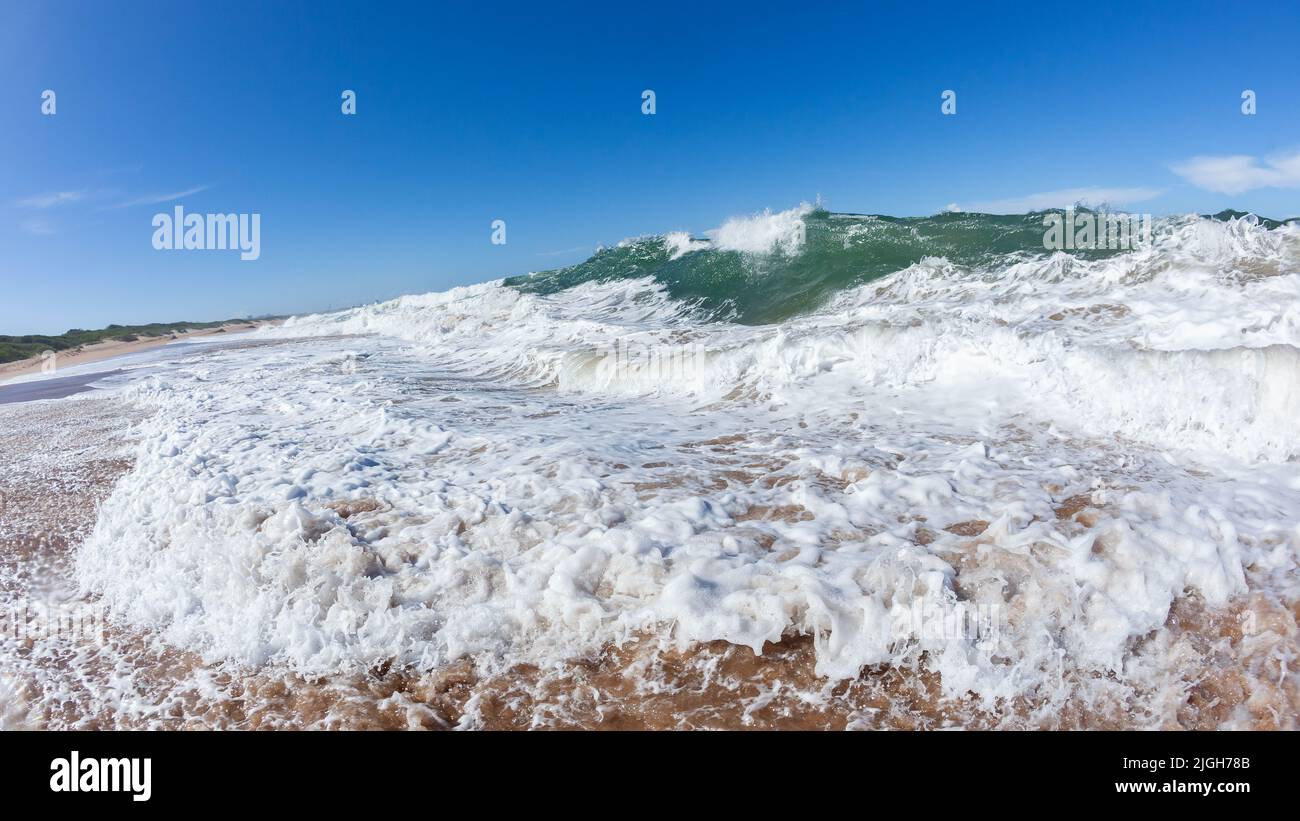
[{"left": 0, "top": 370, "right": 124, "bottom": 405}]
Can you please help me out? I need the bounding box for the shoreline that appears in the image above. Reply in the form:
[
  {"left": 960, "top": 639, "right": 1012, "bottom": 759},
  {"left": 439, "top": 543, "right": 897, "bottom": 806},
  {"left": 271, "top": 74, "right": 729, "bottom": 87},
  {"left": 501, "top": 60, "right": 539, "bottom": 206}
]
[{"left": 0, "top": 319, "right": 280, "bottom": 384}]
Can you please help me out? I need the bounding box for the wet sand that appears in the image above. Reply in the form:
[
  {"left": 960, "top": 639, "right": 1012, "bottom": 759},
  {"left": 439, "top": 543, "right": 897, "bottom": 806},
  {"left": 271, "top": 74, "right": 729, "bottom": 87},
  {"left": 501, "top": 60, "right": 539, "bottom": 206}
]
[{"left": 1, "top": 390, "right": 1295, "bottom": 730}]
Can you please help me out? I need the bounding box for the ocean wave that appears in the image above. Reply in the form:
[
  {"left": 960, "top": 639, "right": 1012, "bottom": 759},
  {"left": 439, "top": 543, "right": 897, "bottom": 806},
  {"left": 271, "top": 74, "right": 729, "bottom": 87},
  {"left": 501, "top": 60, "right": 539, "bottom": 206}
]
[{"left": 68, "top": 205, "right": 1300, "bottom": 726}]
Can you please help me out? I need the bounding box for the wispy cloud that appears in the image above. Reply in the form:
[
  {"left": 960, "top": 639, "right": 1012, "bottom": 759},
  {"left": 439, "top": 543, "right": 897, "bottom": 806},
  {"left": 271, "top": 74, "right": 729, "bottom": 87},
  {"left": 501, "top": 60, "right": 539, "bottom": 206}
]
[
  {"left": 15, "top": 190, "right": 89, "bottom": 209},
  {"left": 947, "top": 186, "right": 1165, "bottom": 214},
  {"left": 109, "top": 185, "right": 212, "bottom": 209},
  {"left": 1172, "top": 150, "right": 1300, "bottom": 195}
]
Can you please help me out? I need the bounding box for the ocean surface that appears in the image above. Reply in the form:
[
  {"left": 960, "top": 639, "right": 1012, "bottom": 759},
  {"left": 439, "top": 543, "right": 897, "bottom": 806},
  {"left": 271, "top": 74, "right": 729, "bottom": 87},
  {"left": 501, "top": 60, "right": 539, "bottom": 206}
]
[{"left": 4, "top": 205, "right": 1299, "bottom": 728}]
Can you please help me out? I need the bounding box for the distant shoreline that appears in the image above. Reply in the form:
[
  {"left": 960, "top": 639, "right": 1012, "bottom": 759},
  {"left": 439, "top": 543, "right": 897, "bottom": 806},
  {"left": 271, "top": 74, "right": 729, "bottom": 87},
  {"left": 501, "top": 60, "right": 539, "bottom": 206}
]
[{"left": 0, "top": 319, "right": 280, "bottom": 383}]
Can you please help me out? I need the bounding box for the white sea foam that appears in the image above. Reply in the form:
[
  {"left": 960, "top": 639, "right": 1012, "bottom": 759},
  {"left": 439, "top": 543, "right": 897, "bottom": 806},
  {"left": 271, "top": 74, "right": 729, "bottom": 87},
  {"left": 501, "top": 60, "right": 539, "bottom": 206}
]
[
  {"left": 69, "top": 211, "right": 1300, "bottom": 723},
  {"left": 705, "top": 202, "right": 813, "bottom": 255},
  {"left": 663, "top": 231, "right": 709, "bottom": 260}
]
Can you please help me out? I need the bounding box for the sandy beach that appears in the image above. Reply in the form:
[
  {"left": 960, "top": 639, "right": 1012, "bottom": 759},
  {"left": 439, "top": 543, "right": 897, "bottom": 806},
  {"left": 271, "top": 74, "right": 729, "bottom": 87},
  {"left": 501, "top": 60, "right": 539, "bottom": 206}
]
[{"left": 0, "top": 320, "right": 277, "bottom": 383}]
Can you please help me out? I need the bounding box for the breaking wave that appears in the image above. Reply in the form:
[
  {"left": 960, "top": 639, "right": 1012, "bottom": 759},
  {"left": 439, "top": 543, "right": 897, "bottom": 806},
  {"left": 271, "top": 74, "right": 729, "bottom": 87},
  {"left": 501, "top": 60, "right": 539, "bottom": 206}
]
[{"left": 67, "top": 206, "right": 1300, "bottom": 727}]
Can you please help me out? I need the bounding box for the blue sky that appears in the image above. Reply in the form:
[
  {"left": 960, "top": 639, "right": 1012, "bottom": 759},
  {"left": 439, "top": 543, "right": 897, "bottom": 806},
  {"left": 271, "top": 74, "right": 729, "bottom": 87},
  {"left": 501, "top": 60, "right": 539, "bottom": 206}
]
[{"left": 2, "top": 0, "right": 1297, "bottom": 335}]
